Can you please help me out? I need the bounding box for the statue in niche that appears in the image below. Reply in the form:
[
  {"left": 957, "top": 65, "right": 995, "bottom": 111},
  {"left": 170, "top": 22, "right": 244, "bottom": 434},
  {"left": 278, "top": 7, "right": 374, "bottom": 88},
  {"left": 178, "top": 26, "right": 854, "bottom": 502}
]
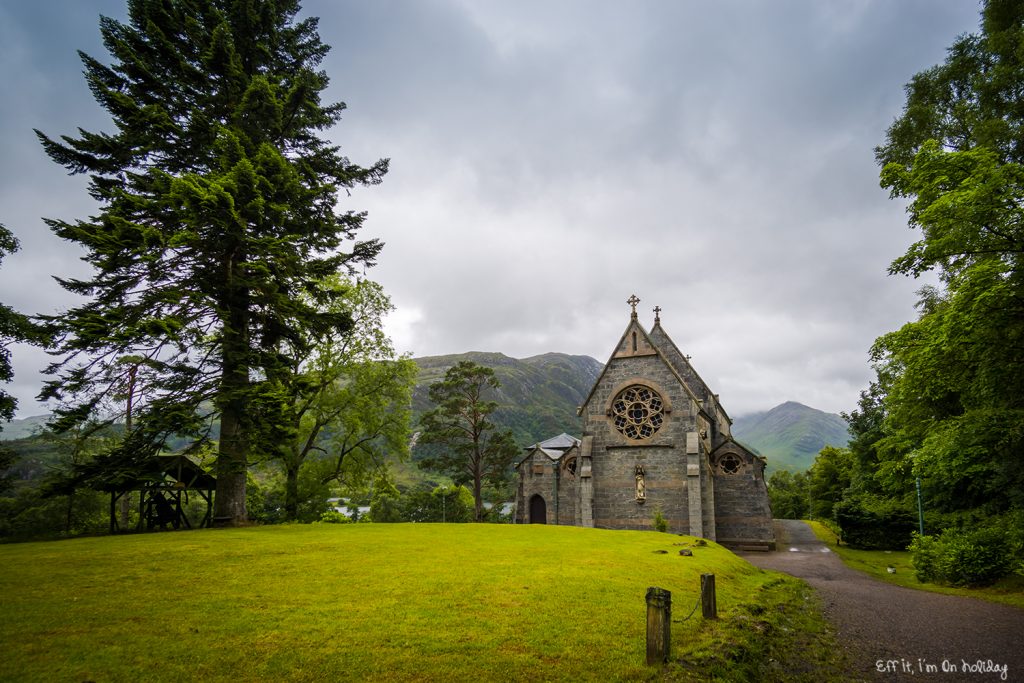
[{"left": 635, "top": 465, "right": 646, "bottom": 502}]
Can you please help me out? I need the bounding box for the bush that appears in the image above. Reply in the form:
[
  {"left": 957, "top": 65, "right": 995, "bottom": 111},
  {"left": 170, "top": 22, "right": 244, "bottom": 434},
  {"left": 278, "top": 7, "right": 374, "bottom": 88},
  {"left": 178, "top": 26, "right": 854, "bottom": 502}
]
[
  {"left": 652, "top": 506, "right": 668, "bottom": 533},
  {"left": 908, "top": 532, "right": 940, "bottom": 583},
  {"left": 396, "top": 485, "right": 474, "bottom": 523},
  {"left": 317, "top": 509, "right": 355, "bottom": 524},
  {"left": 910, "top": 527, "right": 1015, "bottom": 586}
]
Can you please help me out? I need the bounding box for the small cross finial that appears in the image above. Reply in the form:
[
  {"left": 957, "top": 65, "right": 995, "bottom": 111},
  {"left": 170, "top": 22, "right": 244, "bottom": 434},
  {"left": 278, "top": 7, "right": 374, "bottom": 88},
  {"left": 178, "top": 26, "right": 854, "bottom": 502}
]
[
  {"left": 653, "top": 306, "right": 662, "bottom": 324},
  {"left": 627, "top": 294, "right": 640, "bottom": 319}
]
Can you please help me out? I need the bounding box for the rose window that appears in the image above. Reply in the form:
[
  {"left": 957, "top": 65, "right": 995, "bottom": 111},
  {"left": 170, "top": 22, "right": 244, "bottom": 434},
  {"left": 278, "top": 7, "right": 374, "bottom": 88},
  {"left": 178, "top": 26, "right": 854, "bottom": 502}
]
[
  {"left": 612, "top": 385, "right": 664, "bottom": 440},
  {"left": 719, "top": 454, "right": 742, "bottom": 475}
]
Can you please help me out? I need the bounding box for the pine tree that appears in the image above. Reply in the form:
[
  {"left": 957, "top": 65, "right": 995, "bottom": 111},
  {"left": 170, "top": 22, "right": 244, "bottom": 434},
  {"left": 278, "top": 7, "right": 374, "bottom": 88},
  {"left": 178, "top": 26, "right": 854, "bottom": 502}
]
[
  {"left": 418, "top": 362, "right": 519, "bottom": 522},
  {"left": 36, "top": 0, "right": 387, "bottom": 524}
]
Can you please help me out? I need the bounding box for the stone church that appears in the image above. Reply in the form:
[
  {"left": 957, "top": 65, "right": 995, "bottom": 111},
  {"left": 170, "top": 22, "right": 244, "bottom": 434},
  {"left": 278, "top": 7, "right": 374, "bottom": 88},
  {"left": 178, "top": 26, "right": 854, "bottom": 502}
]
[{"left": 514, "top": 296, "right": 775, "bottom": 550}]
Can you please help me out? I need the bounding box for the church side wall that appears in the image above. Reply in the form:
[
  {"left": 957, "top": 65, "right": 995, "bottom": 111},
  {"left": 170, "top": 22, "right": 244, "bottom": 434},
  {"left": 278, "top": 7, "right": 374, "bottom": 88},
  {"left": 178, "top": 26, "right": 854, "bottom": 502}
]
[
  {"left": 582, "top": 354, "right": 693, "bottom": 532},
  {"left": 516, "top": 453, "right": 554, "bottom": 524},
  {"left": 557, "top": 471, "right": 578, "bottom": 525},
  {"left": 711, "top": 446, "right": 775, "bottom": 548},
  {"left": 515, "top": 451, "right": 578, "bottom": 525}
]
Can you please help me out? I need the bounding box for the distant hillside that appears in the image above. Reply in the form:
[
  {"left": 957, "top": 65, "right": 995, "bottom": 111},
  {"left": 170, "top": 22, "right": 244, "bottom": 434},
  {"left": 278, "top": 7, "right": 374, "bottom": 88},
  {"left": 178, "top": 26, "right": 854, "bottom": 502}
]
[
  {"left": 0, "top": 415, "right": 50, "bottom": 441},
  {"left": 412, "top": 352, "right": 603, "bottom": 446},
  {"left": 732, "top": 401, "right": 850, "bottom": 473}
]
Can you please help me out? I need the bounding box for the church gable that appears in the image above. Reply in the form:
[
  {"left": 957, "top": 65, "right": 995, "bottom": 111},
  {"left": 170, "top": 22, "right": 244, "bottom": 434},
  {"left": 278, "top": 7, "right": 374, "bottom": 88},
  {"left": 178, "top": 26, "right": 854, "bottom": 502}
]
[
  {"left": 612, "top": 319, "right": 658, "bottom": 359},
  {"left": 578, "top": 309, "right": 702, "bottom": 421}
]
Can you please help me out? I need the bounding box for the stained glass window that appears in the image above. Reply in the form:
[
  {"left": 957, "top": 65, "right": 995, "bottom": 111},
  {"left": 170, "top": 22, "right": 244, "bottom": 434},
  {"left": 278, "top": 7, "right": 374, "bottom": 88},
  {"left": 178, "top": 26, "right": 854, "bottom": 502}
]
[{"left": 612, "top": 385, "right": 664, "bottom": 440}]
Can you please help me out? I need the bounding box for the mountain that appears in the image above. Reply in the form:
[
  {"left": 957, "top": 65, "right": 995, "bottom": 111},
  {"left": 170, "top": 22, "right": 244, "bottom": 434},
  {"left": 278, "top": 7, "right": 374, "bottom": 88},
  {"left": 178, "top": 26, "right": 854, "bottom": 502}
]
[
  {"left": 731, "top": 401, "right": 850, "bottom": 473},
  {"left": 0, "top": 414, "right": 50, "bottom": 441},
  {"left": 412, "top": 352, "right": 603, "bottom": 446},
  {"left": 4, "top": 362, "right": 843, "bottom": 482}
]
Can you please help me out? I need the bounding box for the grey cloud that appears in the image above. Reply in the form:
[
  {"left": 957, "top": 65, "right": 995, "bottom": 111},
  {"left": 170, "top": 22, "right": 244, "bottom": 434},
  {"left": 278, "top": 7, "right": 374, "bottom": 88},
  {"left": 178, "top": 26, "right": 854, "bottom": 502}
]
[{"left": 0, "top": 0, "right": 983, "bottom": 419}]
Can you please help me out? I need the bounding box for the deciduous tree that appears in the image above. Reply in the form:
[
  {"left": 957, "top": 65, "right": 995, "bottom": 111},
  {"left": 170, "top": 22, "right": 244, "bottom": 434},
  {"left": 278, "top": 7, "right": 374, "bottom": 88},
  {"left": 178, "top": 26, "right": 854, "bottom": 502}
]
[
  {"left": 872, "top": 0, "right": 1024, "bottom": 516},
  {"left": 807, "top": 446, "right": 852, "bottom": 520},
  {"left": 766, "top": 470, "right": 809, "bottom": 520},
  {"left": 273, "top": 278, "right": 415, "bottom": 521},
  {"left": 35, "top": 1, "right": 386, "bottom": 523}
]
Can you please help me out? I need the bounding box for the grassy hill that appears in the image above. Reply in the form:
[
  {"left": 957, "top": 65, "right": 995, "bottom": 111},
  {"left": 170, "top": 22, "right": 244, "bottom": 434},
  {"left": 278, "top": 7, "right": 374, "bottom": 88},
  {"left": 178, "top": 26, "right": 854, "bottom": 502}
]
[
  {"left": 412, "top": 352, "right": 603, "bottom": 446},
  {"left": 0, "top": 524, "right": 845, "bottom": 682},
  {"left": 732, "top": 401, "right": 850, "bottom": 473}
]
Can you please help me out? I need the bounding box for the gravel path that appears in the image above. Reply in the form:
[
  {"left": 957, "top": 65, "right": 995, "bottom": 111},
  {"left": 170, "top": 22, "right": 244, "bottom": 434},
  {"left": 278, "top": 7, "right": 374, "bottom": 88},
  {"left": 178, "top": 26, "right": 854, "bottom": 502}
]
[{"left": 736, "top": 520, "right": 1024, "bottom": 682}]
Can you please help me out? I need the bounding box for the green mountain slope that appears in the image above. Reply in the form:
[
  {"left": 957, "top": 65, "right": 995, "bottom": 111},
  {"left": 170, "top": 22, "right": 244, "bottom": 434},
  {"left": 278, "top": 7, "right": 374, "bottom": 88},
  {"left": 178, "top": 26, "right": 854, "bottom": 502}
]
[
  {"left": 412, "top": 352, "right": 603, "bottom": 446},
  {"left": 0, "top": 415, "right": 50, "bottom": 441},
  {"left": 731, "top": 401, "right": 850, "bottom": 473}
]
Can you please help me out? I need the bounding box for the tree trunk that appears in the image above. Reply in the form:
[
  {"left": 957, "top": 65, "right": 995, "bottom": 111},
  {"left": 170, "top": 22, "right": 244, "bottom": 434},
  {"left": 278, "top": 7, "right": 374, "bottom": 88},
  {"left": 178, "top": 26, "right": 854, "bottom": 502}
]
[
  {"left": 214, "top": 402, "right": 248, "bottom": 525},
  {"left": 213, "top": 274, "right": 250, "bottom": 526},
  {"left": 64, "top": 491, "right": 74, "bottom": 534},
  {"left": 285, "top": 460, "right": 300, "bottom": 522},
  {"left": 473, "top": 470, "right": 484, "bottom": 522},
  {"left": 118, "top": 494, "right": 130, "bottom": 529}
]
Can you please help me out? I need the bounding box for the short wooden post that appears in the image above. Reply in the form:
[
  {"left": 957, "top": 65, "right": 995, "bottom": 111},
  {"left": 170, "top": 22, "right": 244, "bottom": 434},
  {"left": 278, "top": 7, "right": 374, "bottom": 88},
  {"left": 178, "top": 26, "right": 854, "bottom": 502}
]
[
  {"left": 701, "top": 573, "right": 717, "bottom": 620},
  {"left": 645, "top": 586, "right": 671, "bottom": 665}
]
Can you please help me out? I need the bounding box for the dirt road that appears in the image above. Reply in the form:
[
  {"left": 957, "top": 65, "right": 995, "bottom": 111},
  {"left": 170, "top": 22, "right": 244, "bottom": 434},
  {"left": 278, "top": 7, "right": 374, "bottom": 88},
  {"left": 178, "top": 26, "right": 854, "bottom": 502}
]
[{"left": 737, "top": 520, "right": 1024, "bottom": 682}]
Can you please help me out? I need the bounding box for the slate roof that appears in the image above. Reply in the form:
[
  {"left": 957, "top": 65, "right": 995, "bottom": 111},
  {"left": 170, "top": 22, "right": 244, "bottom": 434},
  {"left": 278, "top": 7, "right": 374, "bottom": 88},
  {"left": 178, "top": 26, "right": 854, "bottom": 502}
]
[
  {"left": 515, "top": 434, "right": 581, "bottom": 468},
  {"left": 526, "top": 432, "right": 581, "bottom": 451},
  {"left": 537, "top": 447, "right": 566, "bottom": 461}
]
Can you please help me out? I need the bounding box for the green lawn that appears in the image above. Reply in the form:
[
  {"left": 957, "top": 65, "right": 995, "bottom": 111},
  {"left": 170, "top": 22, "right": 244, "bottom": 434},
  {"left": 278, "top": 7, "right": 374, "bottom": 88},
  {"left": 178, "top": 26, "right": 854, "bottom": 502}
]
[
  {"left": 0, "top": 524, "right": 845, "bottom": 682},
  {"left": 805, "top": 520, "right": 1024, "bottom": 610}
]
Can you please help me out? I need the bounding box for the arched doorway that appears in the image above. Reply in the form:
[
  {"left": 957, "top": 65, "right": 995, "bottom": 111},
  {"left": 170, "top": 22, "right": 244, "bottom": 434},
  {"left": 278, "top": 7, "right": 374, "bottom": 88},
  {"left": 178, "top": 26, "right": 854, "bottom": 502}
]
[{"left": 529, "top": 494, "right": 547, "bottom": 524}]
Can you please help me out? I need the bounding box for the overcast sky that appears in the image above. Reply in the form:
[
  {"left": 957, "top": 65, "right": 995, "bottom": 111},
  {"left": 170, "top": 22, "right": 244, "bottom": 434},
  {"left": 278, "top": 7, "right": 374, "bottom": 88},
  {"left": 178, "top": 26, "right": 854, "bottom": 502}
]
[{"left": 0, "top": 1, "right": 982, "bottom": 419}]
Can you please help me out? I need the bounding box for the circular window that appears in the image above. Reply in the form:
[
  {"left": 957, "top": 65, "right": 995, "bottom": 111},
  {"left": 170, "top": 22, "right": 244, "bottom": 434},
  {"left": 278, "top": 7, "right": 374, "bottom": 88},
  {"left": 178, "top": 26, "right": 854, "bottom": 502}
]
[
  {"left": 612, "top": 385, "right": 664, "bottom": 440},
  {"left": 719, "top": 453, "right": 742, "bottom": 475}
]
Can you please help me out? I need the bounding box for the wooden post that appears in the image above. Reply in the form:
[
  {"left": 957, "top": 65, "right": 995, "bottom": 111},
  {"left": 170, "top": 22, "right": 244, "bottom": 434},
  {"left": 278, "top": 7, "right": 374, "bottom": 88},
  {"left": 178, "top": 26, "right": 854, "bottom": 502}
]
[
  {"left": 701, "top": 573, "right": 717, "bottom": 620},
  {"left": 645, "top": 586, "right": 671, "bottom": 665}
]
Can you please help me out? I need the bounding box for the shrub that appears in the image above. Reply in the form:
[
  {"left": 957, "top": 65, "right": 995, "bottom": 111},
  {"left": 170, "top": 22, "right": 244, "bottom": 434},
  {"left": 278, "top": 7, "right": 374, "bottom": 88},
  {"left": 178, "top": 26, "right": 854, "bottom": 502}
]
[
  {"left": 908, "top": 532, "right": 940, "bottom": 583},
  {"left": 318, "top": 509, "right": 354, "bottom": 524},
  {"left": 652, "top": 506, "right": 668, "bottom": 533},
  {"left": 910, "top": 527, "right": 1015, "bottom": 587}
]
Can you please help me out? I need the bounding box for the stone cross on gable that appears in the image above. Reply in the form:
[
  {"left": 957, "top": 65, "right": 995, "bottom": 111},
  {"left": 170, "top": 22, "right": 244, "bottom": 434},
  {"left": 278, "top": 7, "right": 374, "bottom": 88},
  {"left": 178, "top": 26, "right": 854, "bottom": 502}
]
[
  {"left": 653, "top": 306, "right": 661, "bottom": 324},
  {"left": 627, "top": 294, "right": 640, "bottom": 319}
]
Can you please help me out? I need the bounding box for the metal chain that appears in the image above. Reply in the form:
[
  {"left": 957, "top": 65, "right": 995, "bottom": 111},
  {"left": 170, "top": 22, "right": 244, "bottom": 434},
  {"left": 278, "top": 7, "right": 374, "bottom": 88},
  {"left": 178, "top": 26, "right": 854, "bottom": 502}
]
[{"left": 673, "top": 594, "right": 702, "bottom": 624}]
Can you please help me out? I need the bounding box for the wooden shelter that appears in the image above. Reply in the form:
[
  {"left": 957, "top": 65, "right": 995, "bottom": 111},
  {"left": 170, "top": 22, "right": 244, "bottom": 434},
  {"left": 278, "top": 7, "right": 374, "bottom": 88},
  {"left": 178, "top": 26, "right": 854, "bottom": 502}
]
[{"left": 104, "top": 454, "right": 216, "bottom": 533}]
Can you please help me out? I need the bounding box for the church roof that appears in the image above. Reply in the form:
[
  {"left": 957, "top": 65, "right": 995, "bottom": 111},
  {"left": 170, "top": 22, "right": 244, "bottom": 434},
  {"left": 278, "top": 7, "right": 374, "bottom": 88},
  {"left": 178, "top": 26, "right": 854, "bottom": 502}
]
[
  {"left": 537, "top": 447, "right": 566, "bottom": 461},
  {"left": 525, "top": 432, "right": 580, "bottom": 451},
  {"left": 515, "top": 443, "right": 575, "bottom": 468},
  {"left": 649, "top": 322, "right": 732, "bottom": 417}
]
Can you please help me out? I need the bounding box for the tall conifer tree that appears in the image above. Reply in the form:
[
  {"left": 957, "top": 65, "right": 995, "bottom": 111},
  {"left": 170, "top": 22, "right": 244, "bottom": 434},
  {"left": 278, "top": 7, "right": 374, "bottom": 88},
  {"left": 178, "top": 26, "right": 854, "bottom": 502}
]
[{"left": 36, "top": 0, "right": 386, "bottom": 523}]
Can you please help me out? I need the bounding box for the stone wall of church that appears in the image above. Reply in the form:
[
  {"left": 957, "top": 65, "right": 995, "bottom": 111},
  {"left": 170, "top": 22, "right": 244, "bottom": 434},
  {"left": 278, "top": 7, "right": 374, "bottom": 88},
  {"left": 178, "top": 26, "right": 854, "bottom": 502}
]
[
  {"left": 555, "top": 472, "right": 578, "bottom": 525},
  {"left": 516, "top": 453, "right": 553, "bottom": 524},
  {"left": 711, "top": 445, "right": 775, "bottom": 548},
  {"left": 581, "top": 353, "right": 696, "bottom": 532},
  {"left": 515, "top": 452, "right": 579, "bottom": 525}
]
